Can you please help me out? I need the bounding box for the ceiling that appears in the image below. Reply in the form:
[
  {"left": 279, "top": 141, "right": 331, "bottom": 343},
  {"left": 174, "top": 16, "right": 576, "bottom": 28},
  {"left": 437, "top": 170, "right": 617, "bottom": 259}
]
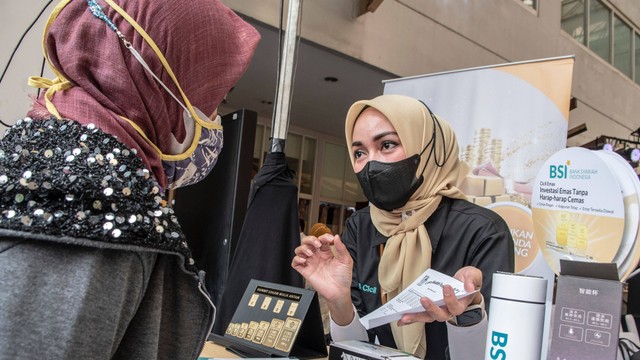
[{"left": 221, "top": 19, "right": 396, "bottom": 141}]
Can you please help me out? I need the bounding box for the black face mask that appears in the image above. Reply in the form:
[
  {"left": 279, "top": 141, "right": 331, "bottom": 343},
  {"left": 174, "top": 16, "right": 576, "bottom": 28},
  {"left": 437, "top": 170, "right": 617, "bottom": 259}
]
[
  {"left": 355, "top": 102, "right": 450, "bottom": 211},
  {"left": 356, "top": 154, "right": 424, "bottom": 211}
]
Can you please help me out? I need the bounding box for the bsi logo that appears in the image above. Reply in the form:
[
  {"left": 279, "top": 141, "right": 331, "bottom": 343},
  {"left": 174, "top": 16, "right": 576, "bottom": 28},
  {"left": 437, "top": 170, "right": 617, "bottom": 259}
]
[
  {"left": 549, "top": 160, "right": 570, "bottom": 179},
  {"left": 488, "top": 331, "right": 508, "bottom": 360}
]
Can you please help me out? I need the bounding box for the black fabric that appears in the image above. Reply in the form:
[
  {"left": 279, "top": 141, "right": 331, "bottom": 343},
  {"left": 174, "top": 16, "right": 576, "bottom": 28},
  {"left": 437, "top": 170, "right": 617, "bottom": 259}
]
[
  {"left": 341, "top": 197, "right": 515, "bottom": 360},
  {"left": 0, "top": 117, "right": 194, "bottom": 269},
  {"left": 213, "top": 152, "right": 304, "bottom": 335}
]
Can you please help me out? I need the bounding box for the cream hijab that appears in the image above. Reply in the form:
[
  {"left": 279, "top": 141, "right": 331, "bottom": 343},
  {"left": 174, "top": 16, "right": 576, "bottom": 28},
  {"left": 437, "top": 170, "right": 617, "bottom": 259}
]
[{"left": 345, "top": 94, "right": 467, "bottom": 358}]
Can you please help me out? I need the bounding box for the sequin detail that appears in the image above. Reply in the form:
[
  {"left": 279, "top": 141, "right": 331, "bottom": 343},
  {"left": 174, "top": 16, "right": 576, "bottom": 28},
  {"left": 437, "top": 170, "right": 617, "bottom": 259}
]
[{"left": 0, "top": 118, "right": 195, "bottom": 269}]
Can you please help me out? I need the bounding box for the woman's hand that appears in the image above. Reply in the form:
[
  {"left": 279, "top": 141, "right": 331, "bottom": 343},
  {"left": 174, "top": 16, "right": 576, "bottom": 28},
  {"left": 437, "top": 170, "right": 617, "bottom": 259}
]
[
  {"left": 291, "top": 234, "right": 355, "bottom": 325},
  {"left": 397, "top": 266, "right": 483, "bottom": 326}
]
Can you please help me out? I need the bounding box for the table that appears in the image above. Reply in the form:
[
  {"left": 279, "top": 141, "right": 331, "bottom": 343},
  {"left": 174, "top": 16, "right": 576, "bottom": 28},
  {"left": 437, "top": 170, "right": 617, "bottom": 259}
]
[{"left": 199, "top": 341, "right": 238, "bottom": 358}]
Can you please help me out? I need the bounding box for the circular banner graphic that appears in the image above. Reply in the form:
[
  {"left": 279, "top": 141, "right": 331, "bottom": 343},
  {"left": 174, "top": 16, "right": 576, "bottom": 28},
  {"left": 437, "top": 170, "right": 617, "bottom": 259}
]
[
  {"left": 594, "top": 150, "right": 640, "bottom": 280},
  {"left": 531, "top": 147, "right": 625, "bottom": 274},
  {"left": 487, "top": 201, "right": 538, "bottom": 273}
]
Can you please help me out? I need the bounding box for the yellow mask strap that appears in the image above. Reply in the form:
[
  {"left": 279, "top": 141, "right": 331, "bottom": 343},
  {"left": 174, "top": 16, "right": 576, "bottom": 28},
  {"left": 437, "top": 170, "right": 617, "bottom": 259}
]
[
  {"left": 119, "top": 115, "right": 203, "bottom": 161},
  {"left": 101, "top": 0, "right": 219, "bottom": 160},
  {"left": 104, "top": 0, "right": 220, "bottom": 131}
]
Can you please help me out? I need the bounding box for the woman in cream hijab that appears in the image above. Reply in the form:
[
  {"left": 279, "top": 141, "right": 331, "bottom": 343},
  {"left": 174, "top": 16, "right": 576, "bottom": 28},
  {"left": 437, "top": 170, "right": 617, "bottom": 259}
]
[{"left": 293, "top": 94, "right": 514, "bottom": 360}]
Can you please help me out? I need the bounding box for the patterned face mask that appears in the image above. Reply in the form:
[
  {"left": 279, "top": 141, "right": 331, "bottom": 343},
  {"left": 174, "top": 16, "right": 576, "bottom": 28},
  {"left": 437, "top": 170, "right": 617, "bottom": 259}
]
[{"left": 162, "top": 108, "right": 223, "bottom": 190}]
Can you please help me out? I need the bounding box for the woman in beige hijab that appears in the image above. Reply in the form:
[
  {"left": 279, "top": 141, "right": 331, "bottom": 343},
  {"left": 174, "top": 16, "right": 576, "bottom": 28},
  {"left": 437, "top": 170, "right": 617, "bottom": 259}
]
[{"left": 292, "top": 94, "right": 514, "bottom": 360}]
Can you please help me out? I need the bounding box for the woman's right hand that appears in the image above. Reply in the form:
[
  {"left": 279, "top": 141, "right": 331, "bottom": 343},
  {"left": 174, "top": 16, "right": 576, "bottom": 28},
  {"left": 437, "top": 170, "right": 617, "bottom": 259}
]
[{"left": 291, "top": 234, "right": 355, "bottom": 325}]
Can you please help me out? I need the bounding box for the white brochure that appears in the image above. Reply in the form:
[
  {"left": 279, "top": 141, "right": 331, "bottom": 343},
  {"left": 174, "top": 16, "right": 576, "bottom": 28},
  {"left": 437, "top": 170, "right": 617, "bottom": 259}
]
[{"left": 360, "top": 268, "right": 477, "bottom": 330}]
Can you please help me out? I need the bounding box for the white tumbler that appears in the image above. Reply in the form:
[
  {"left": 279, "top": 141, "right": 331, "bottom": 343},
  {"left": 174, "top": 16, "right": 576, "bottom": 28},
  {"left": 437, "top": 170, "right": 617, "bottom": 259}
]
[{"left": 484, "top": 272, "right": 547, "bottom": 360}]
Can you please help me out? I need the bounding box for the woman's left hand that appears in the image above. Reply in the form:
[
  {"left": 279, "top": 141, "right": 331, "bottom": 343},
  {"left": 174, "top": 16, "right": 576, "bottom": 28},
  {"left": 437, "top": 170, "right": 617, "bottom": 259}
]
[{"left": 397, "top": 266, "right": 483, "bottom": 325}]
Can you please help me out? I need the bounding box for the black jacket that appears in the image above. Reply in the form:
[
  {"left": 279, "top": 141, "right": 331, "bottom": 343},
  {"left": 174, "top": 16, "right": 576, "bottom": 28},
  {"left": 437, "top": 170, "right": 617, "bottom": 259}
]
[{"left": 341, "top": 197, "right": 515, "bottom": 360}]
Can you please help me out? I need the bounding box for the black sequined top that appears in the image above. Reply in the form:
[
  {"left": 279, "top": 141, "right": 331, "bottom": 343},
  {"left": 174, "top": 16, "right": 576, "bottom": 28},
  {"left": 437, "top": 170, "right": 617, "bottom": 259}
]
[{"left": 0, "top": 117, "right": 196, "bottom": 271}]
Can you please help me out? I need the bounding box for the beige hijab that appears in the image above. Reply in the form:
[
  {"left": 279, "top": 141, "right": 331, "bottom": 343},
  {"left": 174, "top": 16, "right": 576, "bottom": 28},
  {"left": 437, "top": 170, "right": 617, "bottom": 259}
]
[{"left": 345, "top": 94, "right": 467, "bottom": 358}]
